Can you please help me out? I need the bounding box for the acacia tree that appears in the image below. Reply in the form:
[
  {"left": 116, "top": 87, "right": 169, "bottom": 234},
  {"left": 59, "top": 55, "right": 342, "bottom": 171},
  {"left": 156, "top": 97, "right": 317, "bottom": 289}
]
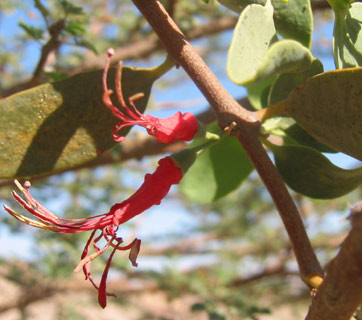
[{"left": 0, "top": 0, "right": 362, "bottom": 319}]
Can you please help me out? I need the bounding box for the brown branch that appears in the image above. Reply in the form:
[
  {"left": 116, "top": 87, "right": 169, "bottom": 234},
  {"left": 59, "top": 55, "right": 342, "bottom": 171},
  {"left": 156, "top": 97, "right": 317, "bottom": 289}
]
[
  {"left": 131, "top": 0, "right": 323, "bottom": 286},
  {"left": 28, "top": 19, "right": 66, "bottom": 87},
  {"left": 305, "top": 203, "right": 362, "bottom": 320}
]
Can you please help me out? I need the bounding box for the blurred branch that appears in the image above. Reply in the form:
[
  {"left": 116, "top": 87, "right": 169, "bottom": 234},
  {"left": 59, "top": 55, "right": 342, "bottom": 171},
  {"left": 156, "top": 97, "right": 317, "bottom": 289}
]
[
  {"left": 67, "top": 15, "right": 238, "bottom": 75},
  {"left": 140, "top": 233, "right": 346, "bottom": 257},
  {"left": 231, "top": 250, "right": 291, "bottom": 287},
  {"left": 305, "top": 203, "right": 362, "bottom": 320},
  {"left": 29, "top": 19, "right": 66, "bottom": 87},
  {"left": 0, "top": 16, "right": 238, "bottom": 98},
  {"left": 0, "top": 1, "right": 340, "bottom": 98}
]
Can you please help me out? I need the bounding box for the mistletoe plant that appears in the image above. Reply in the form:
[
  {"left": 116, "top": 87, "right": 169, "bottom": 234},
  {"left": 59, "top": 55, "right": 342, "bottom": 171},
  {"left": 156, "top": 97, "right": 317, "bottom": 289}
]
[{"left": 1, "top": 0, "right": 362, "bottom": 318}]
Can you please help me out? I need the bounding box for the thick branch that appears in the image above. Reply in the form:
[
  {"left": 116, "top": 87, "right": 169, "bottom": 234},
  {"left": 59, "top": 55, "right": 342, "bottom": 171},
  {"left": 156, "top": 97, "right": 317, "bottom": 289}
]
[
  {"left": 305, "top": 203, "right": 362, "bottom": 320},
  {"left": 131, "top": 0, "right": 323, "bottom": 285}
]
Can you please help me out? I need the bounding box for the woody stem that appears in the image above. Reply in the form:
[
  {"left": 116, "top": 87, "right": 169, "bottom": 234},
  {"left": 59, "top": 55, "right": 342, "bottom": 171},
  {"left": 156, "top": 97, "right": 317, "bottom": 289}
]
[{"left": 131, "top": 0, "right": 323, "bottom": 285}]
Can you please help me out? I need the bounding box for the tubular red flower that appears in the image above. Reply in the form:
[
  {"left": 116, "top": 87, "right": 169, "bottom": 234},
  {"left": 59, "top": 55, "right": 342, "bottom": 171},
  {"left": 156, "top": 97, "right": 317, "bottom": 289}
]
[
  {"left": 3, "top": 156, "right": 182, "bottom": 308},
  {"left": 103, "top": 48, "right": 199, "bottom": 143},
  {"left": 110, "top": 157, "right": 183, "bottom": 226}
]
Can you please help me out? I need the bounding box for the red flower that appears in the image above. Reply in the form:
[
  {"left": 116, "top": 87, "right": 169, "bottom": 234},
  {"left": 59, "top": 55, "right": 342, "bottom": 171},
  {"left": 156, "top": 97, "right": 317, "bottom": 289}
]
[
  {"left": 3, "top": 157, "right": 182, "bottom": 308},
  {"left": 102, "top": 48, "right": 199, "bottom": 143}
]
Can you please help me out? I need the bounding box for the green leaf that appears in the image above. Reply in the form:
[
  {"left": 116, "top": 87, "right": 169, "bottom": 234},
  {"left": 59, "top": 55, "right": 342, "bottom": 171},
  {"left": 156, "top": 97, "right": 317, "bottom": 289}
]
[
  {"left": 227, "top": 0, "right": 277, "bottom": 85},
  {"left": 18, "top": 22, "right": 44, "bottom": 40},
  {"left": 191, "top": 303, "right": 207, "bottom": 312},
  {"left": 333, "top": 3, "right": 362, "bottom": 69},
  {"left": 179, "top": 131, "right": 254, "bottom": 203},
  {"left": 43, "top": 71, "right": 68, "bottom": 82},
  {"left": 268, "top": 58, "right": 323, "bottom": 106},
  {"left": 255, "top": 40, "right": 313, "bottom": 81},
  {"left": 217, "top": 0, "right": 265, "bottom": 12},
  {"left": 261, "top": 117, "right": 337, "bottom": 153},
  {"left": 208, "top": 311, "right": 226, "bottom": 320},
  {"left": 284, "top": 124, "right": 337, "bottom": 153},
  {"left": 264, "top": 59, "right": 336, "bottom": 152},
  {"left": 228, "top": 8, "right": 312, "bottom": 85},
  {"left": 269, "top": 144, "right": 362, "bottom": 199},
  {"left": 219, "top": 0, "right": 313, "bottom": 47},
  {"left": 274, "top": 67, "right": 362, "bottom": 161},
  {"left": 34, "top": 0, "right": 50, "bottom": 20},
  {"left": 0, "top": 63, "right": 171, "bottom": 179},
  {"left": 246, "top": 76, "right": 276, "bottom": 110},
  {"left": 327, "top": 0, "right": 353, "bottom": 12},
  {"left": 272, "top": 0, "right": 313, "bottom": 48},
  {"left": 60, "top": 0, "right": 83, "bottom": 15},
  {"left": 64, "top": 21, "right": 86, "bottom": 35},
  {"left": 74, "top": 38, "right": 98, "bottom": 54}
]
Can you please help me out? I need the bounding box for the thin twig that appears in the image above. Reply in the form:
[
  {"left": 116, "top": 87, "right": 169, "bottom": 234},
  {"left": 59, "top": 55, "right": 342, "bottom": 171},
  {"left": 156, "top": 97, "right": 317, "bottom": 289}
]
[{"left": 131, "top": 0, "right": 323, "bottom": 286}]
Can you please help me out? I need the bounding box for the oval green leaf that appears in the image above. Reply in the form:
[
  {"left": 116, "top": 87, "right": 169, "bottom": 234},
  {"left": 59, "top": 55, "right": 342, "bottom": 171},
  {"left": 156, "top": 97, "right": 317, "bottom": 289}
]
[
  {"left": 179, "top": 134, "right": 254, "bottom": 203},
  {"left": 218, "top": 0, "right": 312, "bottom": 47},
  {"left": 246, "top": 76, "right": 277, "bottom": 110},
  {"left": 333, "top": 3, "right": 362, "bottom": 69},
  {"left": 272, "top": 0, "right": 313, "bottom": 48},
  {"left": 269, "top": 144, "right": 362, "bottom": 199},
  {"left": 268, "top": 58, "right": 323, "bottom": 106},
  {"left": 0, "top": 64, "right": 168, "bottom": 178},
  {"left": 284, "top": 124, "right": 337, "bottom": 153},
  {"left": 255, "top": 40, "right": 313, "bottom": 81},
  {"left": 217, "top": 0, "right": 265, "bottom": 12},
  {"left": 227, "top": 0, "right": 277, "bottom": 85},
  {"left": 282, "top": 67, "right": 362, "bottom": 161},
  {"left": 261, "top": 117, "right": 337, "bottom": 153}
]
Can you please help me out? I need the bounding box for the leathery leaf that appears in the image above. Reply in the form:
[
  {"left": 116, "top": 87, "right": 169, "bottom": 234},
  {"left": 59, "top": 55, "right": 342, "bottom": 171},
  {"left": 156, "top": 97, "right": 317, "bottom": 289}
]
[
  {"left": 260, "top": 67, "right": 362, "bottom": 161},
  {"left": 332, "top": 2, "right": 362, "bottom": 69},
  {"left": 218, "top": 0, "right": 313, "bottom": 48},
  {"left": 227, "top": 0, "right": 277, "bottom": 85},
  {"left": 179, "top": 125, "right": 254, "bottom": 203},
  {"left": 0, "top": 63, "right": 168, "bottom": 178},
  {"left": 269, "top": 144, "right": 362, "bottom": 199}
]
